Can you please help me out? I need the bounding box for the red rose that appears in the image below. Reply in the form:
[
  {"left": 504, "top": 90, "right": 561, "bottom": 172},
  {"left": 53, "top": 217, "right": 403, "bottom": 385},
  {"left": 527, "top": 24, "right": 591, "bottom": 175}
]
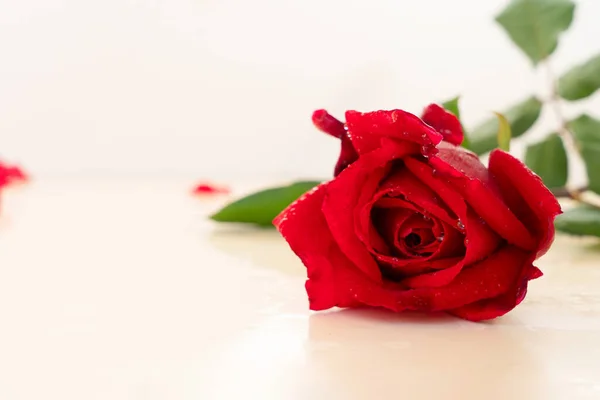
[{"left": 275, "top": 105, "right": 561, "bottom": 321}]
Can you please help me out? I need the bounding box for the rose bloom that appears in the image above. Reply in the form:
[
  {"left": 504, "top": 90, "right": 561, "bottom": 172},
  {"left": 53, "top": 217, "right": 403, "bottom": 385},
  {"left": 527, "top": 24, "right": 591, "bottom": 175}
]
[{"left": 275, "top": 105, "right": 560, "bottom": 321}]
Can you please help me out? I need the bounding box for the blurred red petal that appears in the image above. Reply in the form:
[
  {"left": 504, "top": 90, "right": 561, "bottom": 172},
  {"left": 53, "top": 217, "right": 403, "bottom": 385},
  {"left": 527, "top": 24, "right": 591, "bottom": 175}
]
[{"left": 192, "top": 182, "right": 230, "bottom": 196}]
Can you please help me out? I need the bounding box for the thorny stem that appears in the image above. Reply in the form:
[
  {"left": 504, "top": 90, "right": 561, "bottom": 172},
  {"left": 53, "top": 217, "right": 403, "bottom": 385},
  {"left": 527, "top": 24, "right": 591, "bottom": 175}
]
[{"left": 543, "top": 61, "right": 600, "bottom": 209}]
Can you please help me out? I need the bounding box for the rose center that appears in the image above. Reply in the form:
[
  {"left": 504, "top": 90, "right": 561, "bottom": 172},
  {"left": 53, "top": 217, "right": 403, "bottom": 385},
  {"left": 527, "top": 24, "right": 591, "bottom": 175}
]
[{"left": 404, "top": 232, "right": 421, "bottom": 247}]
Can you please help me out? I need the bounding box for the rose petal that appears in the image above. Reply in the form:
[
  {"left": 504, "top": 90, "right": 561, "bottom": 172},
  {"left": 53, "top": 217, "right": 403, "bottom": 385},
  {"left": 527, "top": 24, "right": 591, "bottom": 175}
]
[
  {"left": 421, "top": 103, "right": 463, "bottom": 145},
  {"left": 372, "top": 212, "right": 463, "bottom": 276},
  {"left": 400, "top": 219, "right": 472, "bottom": 288},
  {"left": 529, "top": 266, "right": 543, "bottom": 280},
  {"left": 397, "top": 208, "right": 509, "bottom": 290},
  {"left": 312, "top": 109, "right": 345, "bottom": 138},
  {"left": 0, "top": 162, "right": 28, "bottom": 187},
  {"left": 345, "top": 109, "right": 443, "bottom": 155},
  {"left": 435, "top": 220, "right": 466, "bottom": 259},
  {"left": 395, "top": 214, "right": 436, "bottom": 256},
  {"left": 375, "top": 207, "right": 416, "bottom": 256},
  {"left": 307, "top": 244, "right": 527, "bottom": 315},
  {"left": 192, "top": 182, "right": 230, "bottom": 196},
  {"left": 428, "top": 143, "right": 537, "bottom": 250},
  {"left": 334, "top": 132, "right": 359, "bottom": 176},
  {"left": 400, "top": 260, "right": 463, "bottom": 288},
  {"left": 396, "top": 246, "right": 529, "bottom": 311},
  {"left": 488, "top": 149, "right": 562, "bottom": 257},
  {"left": 377, "top": 169, "right": 457, "bottom": 225},
  {"left": 462, "top": 208, "right": 502, "bottom": 265},
  {"left": 404, "top": 156, "right": 468, "bottom": 223},
  {"left": 312, "top": 109, "right": 359, "bottom": 176},
  {"left": 323, "top": 140, "right": 421, "bottom": 282},
  {"left": 448, "top": 262, "right": 541, "bottom": 322},
  {"left": 275, "top": 183, "right": 360, "bottom": 310},
  {"left": 381, "top": 257, "right": 462, "bottom": 282}
]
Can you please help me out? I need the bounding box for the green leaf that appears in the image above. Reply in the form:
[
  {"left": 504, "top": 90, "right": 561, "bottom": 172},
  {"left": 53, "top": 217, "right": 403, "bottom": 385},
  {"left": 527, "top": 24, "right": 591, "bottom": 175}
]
[
  {"left": 442, "top": 97, "right": 461, "bottom": 119},
  {"left": 495, "top": 0, "right": 575, "bottom": 65},
  {"left": 494, "top": 112, "right": 512, "bottom": 151},
  {"left": 558, "top": 54, "right": 600, "bottom": 101},
  {"left": 469, "top": 97, "right": 543, "bottom": 155},
  {"left": 210, "top": 181, "right": 321, "bottom": 227},
  {"left": 441, "top": 96, "right": 471, "bottom": 149},
  {"left": 555, "top": 206, "right": 600, "bottom": 237},
  {"left": 524, "top": 133, "right": 568, "bottom": 189},
  {"left": 568, "top": 114, "right": 600, "bottom": 195}
]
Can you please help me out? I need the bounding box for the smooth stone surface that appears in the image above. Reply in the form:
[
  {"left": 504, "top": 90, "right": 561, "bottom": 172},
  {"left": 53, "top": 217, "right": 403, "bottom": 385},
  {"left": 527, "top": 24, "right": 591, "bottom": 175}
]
[{"left": 0, "top": 180, "right": 599, "bottom": 399}]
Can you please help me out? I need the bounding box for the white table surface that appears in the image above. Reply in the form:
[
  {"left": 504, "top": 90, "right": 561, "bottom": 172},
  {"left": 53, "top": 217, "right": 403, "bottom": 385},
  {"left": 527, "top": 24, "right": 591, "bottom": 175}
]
[{"left": 0, "top": 180, "right": 599, "bottom": 400}]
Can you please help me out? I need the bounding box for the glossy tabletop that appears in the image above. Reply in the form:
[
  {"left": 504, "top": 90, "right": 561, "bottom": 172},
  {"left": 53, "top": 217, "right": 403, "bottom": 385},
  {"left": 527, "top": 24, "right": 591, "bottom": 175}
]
[{"left": 0, "top": 180, "right": 599, "bottom": 399}]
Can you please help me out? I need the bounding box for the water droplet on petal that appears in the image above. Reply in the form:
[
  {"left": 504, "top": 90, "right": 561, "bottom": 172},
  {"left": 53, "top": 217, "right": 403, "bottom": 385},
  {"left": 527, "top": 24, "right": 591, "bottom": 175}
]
[
  {"left": 436, "top": 235, "right": 445, "bottom": 242},
  {"left": 457, "top": 220, "right": 465, "bottom": 230}
]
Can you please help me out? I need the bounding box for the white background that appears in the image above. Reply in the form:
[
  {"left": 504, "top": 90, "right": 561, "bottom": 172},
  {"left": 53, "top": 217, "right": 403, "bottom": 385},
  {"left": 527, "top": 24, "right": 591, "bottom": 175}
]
[{"left": 1, "top": 0, "right": 599, "bottom": 181}]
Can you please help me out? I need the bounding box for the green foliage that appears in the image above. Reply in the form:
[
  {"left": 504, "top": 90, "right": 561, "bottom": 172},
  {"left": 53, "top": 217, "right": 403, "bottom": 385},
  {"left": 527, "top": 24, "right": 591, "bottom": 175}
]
[
  {"left": 468, "top": 97, "right": 542, "bottom": 155},
  {"left": 558, "top": 54, "right": 600, "bottom": 101},
  {"left": 210, "top": 181, "right": 321, "bottom": 227},
  {"left": 555, "top": 206, "right": 600, "bottom": 237},
  {"left": 568, "top": 115, "right": 600, "bottom": 195},
  {"left": 494, "top": 112, "right": 512, "bottom": 151},
  {"left": 525, "top": 133, "right": 568, "bottom": 189},
  {"left": 495, "top": 0, "right": 575, "bottom": 65}
]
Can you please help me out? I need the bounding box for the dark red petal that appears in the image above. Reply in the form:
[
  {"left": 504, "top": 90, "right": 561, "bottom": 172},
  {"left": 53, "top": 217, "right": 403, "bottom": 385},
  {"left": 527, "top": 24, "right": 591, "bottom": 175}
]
[
  {"left": 400, "top": 261, "right": 462, "bottom": 288},
  {"left": 311, "top": 110, "right": 358, "bottom": 176},
  {"left": 434, "top": 220, "right": 465, "bottom": 259},
  {"left": 312, "top": 109, "right": 345, "bottom": 138},
  {"left": 529, "top": 266, "right": 543, "bottom": 280},
  {"left": 397, "top": 210, "right": 498, "bottom": 290},
  {"left": 396, "top": 212, "right": 491, "bottom": 289},
  {"left": 448, "top": 261, "right": 540, "bottom": 322},
  {"left": 372, "top": 197, "right": 418, "bottom": 209},
  {"left": 323, "top": 140, "right": 420, "bottom": 282},
  {"left": 381, "top": 257, "right": 462, "bottom": 282},
  {"left": 377, "top": 169, "right": 457, "bottom": 225},
  {"left": 325, "top": 245, "right": 529, "bottom": 315},
  {"left": 345, "top": 109, "right": 443, "bottom": 155},
  {"left": 394, "top": 214, "right": 436, "bottom": 257},
  {"left": 275, "top": 183, "right": 358, "bottom": 310},
  {"left": 363, "top": 191, "right": 464, "bottom": 276},
  {"left": 376, "top": 208, "right": 417, "bottom": 257},
  {"left": 462, "top": 208, "right": 502, "bottom": 265},
  {"left": 488, "top": 149, "right": 562, "bottom": 257},
  {"left": 334, "top": 132, "right": 359, "bottom": 176},
  {"left": 396, "top": 246, "right": 529, "bottom": 312},
  {"left": 357, "top": 194, "right": 454, "bottom": 271},
  {"left": 355, "top": 196, "right": 416, "bottom": 256},
  {"left": 421, "top": 103, "right": 464, "bottom": 145},
  {"left": 428, "top": 143, "right": 537, "bottom": 250},
  {"left": 404, "top": 156, "right": 468, "bottom": 223}
]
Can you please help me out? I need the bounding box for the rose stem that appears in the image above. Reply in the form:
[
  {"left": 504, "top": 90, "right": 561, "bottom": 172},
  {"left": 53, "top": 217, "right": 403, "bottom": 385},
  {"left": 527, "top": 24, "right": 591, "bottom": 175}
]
[{"left": 543, "top": 60, "right": 600, "bottom": 208}]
